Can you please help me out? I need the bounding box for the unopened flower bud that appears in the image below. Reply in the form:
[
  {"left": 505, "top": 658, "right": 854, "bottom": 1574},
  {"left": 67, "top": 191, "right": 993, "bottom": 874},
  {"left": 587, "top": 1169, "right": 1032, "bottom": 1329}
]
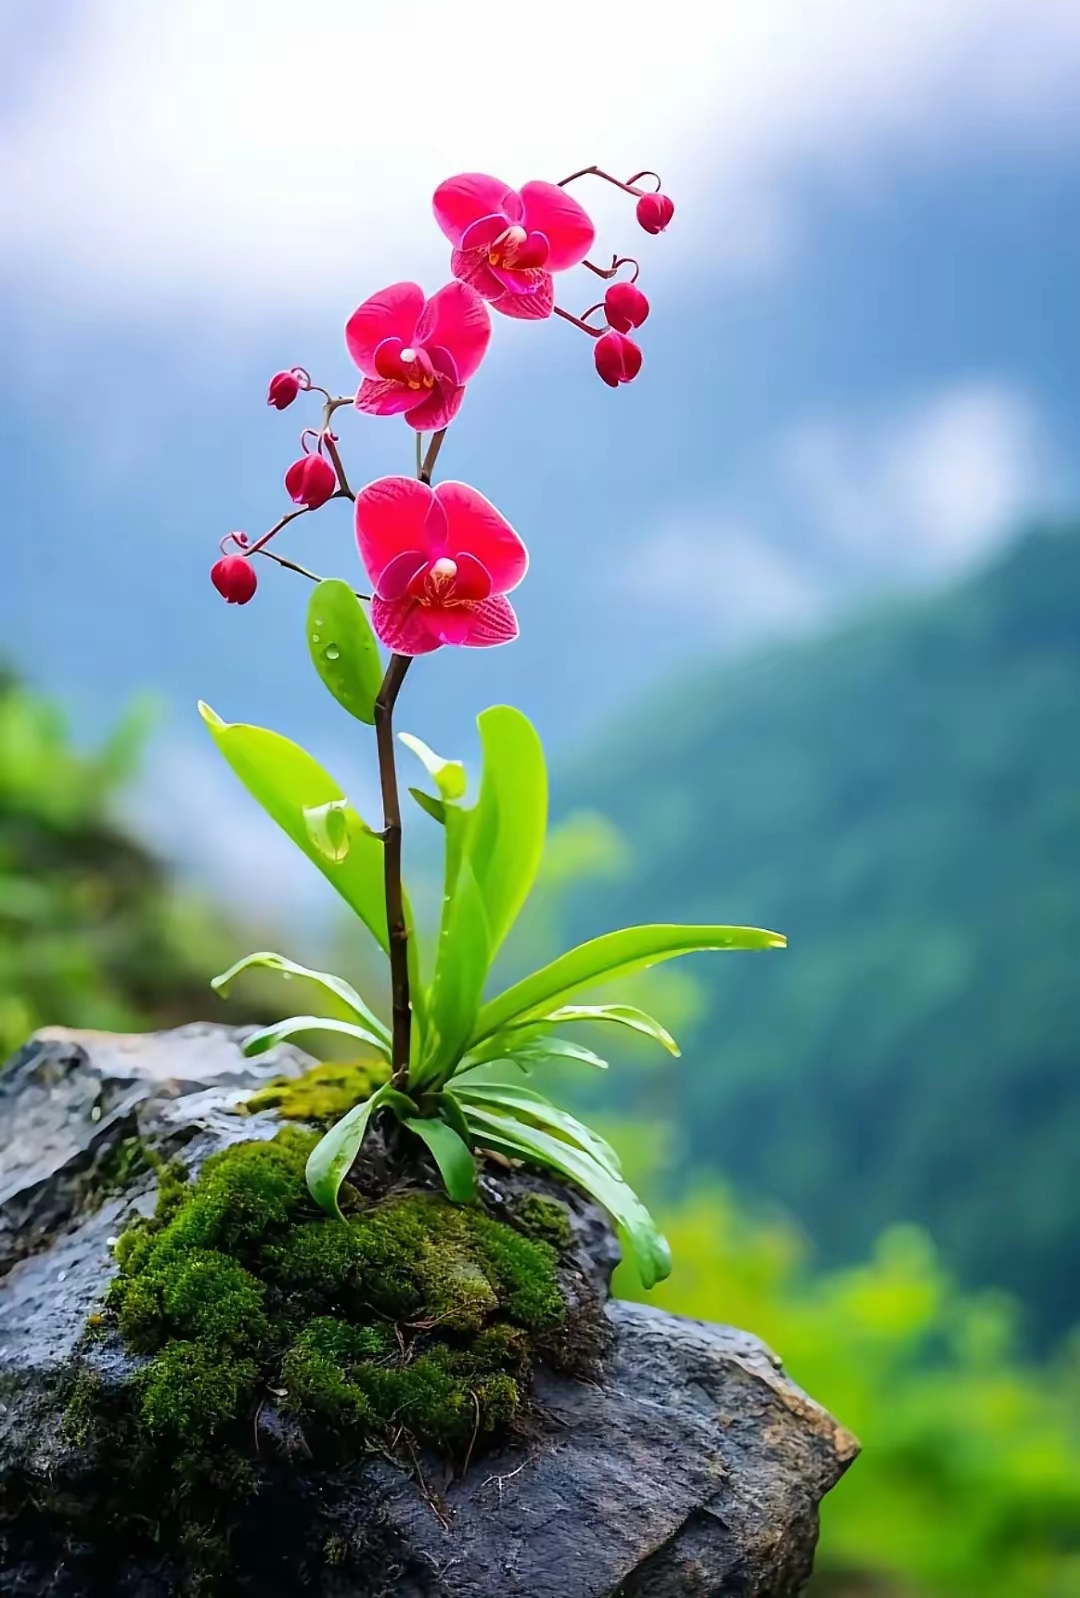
[
  {"left": 211, "top": 555, "right": 258, "bottom": 605},
  {"left": 604, "top": 281, "right": 650, "bottom": 333},
  {"left": 594, "top": 330, "right": 643, "bottom": 388},
  {"left": 267, "top": 370, "right": 302, "bottom": 409},
  {"left": 285, "top": 452, "right": 337, "bottom": 509},
  {"left": 636, "top": 192, "right": 675, "bottom": 235}
]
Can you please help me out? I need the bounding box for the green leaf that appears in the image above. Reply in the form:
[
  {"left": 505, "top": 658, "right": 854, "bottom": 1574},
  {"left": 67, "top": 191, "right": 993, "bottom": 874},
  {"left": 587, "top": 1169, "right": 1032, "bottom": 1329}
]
[
  {"left": 462, "top": 1104, "right": 671, "bottom": 1288},
  {"left": 307, "top": 580, "right": 382, "bottom": 725},
  {"left": 211, "top": 950, "right": 389, "bottom": 1042},
  {"left": 473, "top": 923, "right": 786, "bottom": 1044},
  {"left": 467, "top": 706, "right": 547, "bottom": 959},
  {"left": 404, "top": 1115, "right": 477, "bottom": 1202},
  {"left": 460, "top": 1031, "right": 609, "bottom": 1073},
  {"left": 241, "top": 1014, "right": 390, "bottom": 1058},
  {"left": 419, "top": 861, "right": 490, "bottom": 1087},
  {"left": 198, "top": 703, "right": 389, "bottom": 953},
  {"left": 399, "top": 732, "right": 467, "bottom": 801},
  {"left": 454, "top": 1080, "right": 622, "bottom": 1174},
  {"left": 435, "top": 1090, "right": 474, "bottom": 1149},
  {"left": 303, "top": 798, "right": 352, "bottom": 862},
  {"left": 409, "top": 787, "right": 446, "bottom": 825},
  {"left": 306, "top": 1083, "right": 416, "bottom": 1218},
  {"left": 521, "top": 1004, "right": 680, "bottom": 1056}
]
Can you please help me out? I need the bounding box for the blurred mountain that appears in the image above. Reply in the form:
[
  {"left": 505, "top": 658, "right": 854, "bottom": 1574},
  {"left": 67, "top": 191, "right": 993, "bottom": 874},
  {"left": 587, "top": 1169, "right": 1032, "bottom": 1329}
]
[
  {"left": 0, "top": 673, "right": 264, "bottom": 1058},
  {"left": 557, "top": 521, "right": 1080, "bottom": 1340}
]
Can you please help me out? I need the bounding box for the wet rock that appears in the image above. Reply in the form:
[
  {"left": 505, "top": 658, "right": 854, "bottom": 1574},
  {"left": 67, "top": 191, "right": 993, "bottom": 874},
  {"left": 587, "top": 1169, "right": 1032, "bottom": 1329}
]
[{"left": 0, "top": 1025, "right": 858, "bottom": 1596}]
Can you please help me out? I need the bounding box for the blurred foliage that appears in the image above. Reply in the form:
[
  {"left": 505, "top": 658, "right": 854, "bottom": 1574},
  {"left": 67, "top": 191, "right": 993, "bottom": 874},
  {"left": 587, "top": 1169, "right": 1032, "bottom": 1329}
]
[
  {"left": 560, "top": 522, "right": 1080, "bottom": 1340},
  {"left": 0, "top": 671, "right": 260, "bottom": 1058},
  {"left": 614, "top": 1159, "right": 1080, "bottom": 1598}
]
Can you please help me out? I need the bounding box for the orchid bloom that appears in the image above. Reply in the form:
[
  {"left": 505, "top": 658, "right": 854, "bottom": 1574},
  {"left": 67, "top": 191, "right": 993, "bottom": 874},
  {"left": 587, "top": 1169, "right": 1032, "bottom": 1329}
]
[
  {"left": 346, "top": 281, "right": 491, "bottom": 432},
  {"left": 355, "top": 476, "right": 527, "bottom": 656},
  {"left": 433, "top": 174, "right": 595, "bottom": 321}
]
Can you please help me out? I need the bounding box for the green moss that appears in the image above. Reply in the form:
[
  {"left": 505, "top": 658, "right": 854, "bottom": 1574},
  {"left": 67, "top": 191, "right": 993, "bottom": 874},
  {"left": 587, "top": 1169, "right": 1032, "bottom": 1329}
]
[
  {"left": 514, "top": 1192, "right": 574, "bottom": 1251},
  {"left": 82, "top": 1126, "right": 579, "bottom": 1516},
  {"left": 246, "top": 1058, "right": 391, "bottom": 1123}
]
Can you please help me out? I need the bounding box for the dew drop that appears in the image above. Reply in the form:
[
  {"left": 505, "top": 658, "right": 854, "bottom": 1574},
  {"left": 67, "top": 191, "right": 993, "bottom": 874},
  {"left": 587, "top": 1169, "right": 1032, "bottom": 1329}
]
[
  {"left": 311, "top": 633, "right": 320, "bottom": 644},
  {"left": 323, "top": 643, "right": 341, "bottom": 661}
]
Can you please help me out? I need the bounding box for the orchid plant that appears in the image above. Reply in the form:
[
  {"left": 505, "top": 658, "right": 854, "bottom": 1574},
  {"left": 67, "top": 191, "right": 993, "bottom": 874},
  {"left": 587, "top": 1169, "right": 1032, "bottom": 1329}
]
[{"left": 204, "top": 166, "right": 784, "bottom": 1287}]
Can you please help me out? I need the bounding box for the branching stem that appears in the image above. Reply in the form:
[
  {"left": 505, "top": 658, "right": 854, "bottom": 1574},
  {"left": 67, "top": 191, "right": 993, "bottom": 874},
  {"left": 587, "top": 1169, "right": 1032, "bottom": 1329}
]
[{"left": 375, "top": 652, "right": 413, "bottom": 1087}]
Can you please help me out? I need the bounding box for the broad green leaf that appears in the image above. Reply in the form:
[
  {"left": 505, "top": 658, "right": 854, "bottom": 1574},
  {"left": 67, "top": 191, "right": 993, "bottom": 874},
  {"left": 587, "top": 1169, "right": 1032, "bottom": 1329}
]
[
  {"left": 435, "top": 1090, "right": 474, "bottom": 1149},
  {"left": 459, "top": 1031, "right": 609, "bottom": 1073},
  {"left": 306, "top": 1082, "right": 416, "bottom": 1217},
  {"left": 473, "top": 923, "right": 785, "bottom": 1044},
  {"left": 399, "top": 732, "right": 467, "bottom": 801},
  {"left": 418, "top": 861, "right": 490, "bottom": 1087},
  {"left": 409, "top": 787, "right": 446, "bottom": 825},
  {"left": 198, "top": 703, "right": 389, "bottom": 953},
  {"left": 303, "top": 798, "right": 351, "bottom": 862},
  {"left": 212, "top": 950, "right": 389, "bottom": 1042},
  {"left": 241, "top": 1014, "right": 390, "bottom": 1058},
  {"left": 404, "top": 1115, "right": 477, "bottom": 1202},
  {"left": 521, "top": 1004, "right": 680, "bottom": 1056},
  {"left": 453, "top": 1080, "right": 622, "bottom": 1175},
  {"left": 307, "top": 579, "right": 382, "bottom": 725},
  {"left": 463, "top": 1104, "right": 671, "bottom": 1288},
  {"left": 467, "top": 706, "right": 547, "bottom": 959}
]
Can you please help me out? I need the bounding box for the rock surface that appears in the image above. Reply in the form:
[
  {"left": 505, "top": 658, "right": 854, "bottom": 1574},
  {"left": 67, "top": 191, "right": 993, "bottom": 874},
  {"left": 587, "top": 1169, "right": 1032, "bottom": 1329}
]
[{"left": 0, "top": 1026, "right": 858, "bottom": 1596}]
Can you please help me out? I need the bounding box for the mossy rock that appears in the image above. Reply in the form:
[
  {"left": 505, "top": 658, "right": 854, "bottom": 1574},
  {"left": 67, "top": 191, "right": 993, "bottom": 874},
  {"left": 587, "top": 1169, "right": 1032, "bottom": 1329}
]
[
  {"left": 81, "top": 1124, "right": 586, "bottom": 1506},
  {"left": 245, "top": 1057, "right": 391, "bottom": 1124}
]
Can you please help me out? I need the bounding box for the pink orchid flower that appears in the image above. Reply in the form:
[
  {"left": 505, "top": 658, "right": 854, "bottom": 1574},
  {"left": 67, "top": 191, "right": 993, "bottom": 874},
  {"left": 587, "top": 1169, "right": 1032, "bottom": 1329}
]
[
  {"left": 346, "top": 281, "right": 491, "bottom": 432},
  {"left": 433, "top": 173, "right": 595, "bottom": 321},
  {"left": 355, "top": 476, "right": 527, "bottom": 656}
]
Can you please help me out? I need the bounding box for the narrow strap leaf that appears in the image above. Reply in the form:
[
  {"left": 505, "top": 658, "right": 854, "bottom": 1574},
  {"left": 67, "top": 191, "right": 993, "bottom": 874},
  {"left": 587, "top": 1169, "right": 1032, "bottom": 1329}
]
[
  {"left": 473, "top": 923, "right": 785, "bottom": 1043},
  {"left": 404, "top": 1115, "right": 478, "bottom": 1203},
  {"left": 211, "top": 949, "right": 389, "bottom": 1041},
  {"left": 305, "top": 1083, "right": 411, "bottom": 1218},
  {"left": 240, "top": 1015, "right": 391, "bottom": 1059}
]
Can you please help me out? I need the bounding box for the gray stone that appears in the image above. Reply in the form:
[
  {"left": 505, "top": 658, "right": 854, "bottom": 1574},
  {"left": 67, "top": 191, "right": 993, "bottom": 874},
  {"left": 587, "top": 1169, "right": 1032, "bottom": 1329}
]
[{"left": 0, "top": 1026, "right": 858, "bottom": 1595}]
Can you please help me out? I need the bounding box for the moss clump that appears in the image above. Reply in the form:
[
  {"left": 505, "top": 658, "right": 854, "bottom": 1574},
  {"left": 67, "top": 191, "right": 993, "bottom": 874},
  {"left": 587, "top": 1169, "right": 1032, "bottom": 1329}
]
[
  {"left": 513, "top": 1192, "right": 574, "bottom": 1251},
  {"left": 246, "top": 1058, "right": 391, "bottom": 1123},
  {"left": 92, "top": 1127, "right": 571, "bottom": 1498}
]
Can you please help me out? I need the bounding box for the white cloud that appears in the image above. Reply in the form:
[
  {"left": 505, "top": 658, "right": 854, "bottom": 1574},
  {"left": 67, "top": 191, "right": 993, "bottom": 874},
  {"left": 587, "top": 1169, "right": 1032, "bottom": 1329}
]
[
  {"left": 1, "top": 0, "right": 1079, "bottom": 318},
  {"left": 782, "top": 382, "right": 1056, "bottom": 580},
  {"left": 625, "top": 380, "right": 1060, "bottom": 645},
  {"left": 622, "top": 513, "right": 827, "bottom": 642}
]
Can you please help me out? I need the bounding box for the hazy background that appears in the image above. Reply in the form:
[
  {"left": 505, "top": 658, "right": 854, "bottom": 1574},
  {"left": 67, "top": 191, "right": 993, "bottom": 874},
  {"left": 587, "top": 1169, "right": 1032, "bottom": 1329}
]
[{"left": 2, "top": 4, "right": 1080, "bottom": 1593}]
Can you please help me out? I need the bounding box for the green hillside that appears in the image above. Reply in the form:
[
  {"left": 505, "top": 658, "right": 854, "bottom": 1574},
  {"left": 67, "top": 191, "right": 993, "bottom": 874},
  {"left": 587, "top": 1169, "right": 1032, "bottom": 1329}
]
[{"left": 558, "top": 523, "right": 1080, "bottom": 1340}]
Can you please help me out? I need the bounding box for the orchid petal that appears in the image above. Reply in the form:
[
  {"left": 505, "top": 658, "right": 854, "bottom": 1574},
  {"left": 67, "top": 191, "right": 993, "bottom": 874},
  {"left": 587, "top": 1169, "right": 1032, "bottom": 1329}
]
[
  {"left": 433, "top": 174, "right": 522, "bottom": 245},
  {"left": 434, "top": 481, "right": 528, "bottom": 594},
  {"left": 490, "top": 276, "right": 555, "bottom": 320},
  {"left": 355, "top": 476, "right": 434, "bottom": 589},
  {"left": 460, "top": 213, "right": 511, "bottom": 253},
  {"left": 487, "top": 263, "right": 550, "bottom": 297},
  {"left": 376, "top": 548, "right": 428, "bottom": 601},
  {"left": 452, "top": 552, "right": 492, "bottom": 602},
  {"left": 404, "top": 380, "right": 466, "bottom": 432},
  {"left": 370, "top": 595, "right": 444, "bottom": 656},
  {"left": 415, "top": 281, "right": 491, "bottom": 383},
  {"left": 519, "top": 181, "right": 595, "bottom": 271},
  {"left": 458, "top": 594, "right": 519, "bottom": 647},
  {"left": 450, "top": 248, "right": 505, "bottom": 301},
  {"left": 354, "top": 376, "right": 417, "bottom": 417},
  {"left": 511, "top": 230, "right": 551, "bottom": 269},
  {"left": 425, "top": 344, "right": 460, "bottom": 385},
  {"left": 345, "top": 282, "right": 424, "bottom": 377},
  {"left": 373, "top": 336, "right": 409, "bottom": 381}
]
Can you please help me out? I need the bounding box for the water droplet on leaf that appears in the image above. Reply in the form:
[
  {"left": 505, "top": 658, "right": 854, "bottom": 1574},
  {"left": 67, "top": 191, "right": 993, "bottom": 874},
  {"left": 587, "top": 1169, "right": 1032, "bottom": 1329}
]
[{"left": 323, "top": 643, "right": 341, "bottom": 662}]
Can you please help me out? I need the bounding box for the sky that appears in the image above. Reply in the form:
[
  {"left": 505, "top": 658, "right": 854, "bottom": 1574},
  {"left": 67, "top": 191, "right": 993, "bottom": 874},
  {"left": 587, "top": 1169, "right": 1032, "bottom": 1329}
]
[{"left": 1, "top": 0, "right": 1079, "bottom": 918}]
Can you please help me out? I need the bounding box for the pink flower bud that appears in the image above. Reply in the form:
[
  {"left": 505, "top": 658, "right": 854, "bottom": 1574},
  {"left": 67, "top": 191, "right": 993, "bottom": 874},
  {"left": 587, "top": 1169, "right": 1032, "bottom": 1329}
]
[
  {"left": 604, "top": 281, "right": 650, "bottom": 333},
  {"left": 636, "top": 192, "right": 675, "bottom": 235},
  {"left": 285, "top": 452, "right": 337, "bottom": 509},
  {"left": 211, "top": 555, "right": 258, "bottom": 605},
  {"left": 267, "top": 370, "right": 302, "bottom": 409},
  {"left": 594, "top": 330, "right": 643, "bottom": 388}
]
